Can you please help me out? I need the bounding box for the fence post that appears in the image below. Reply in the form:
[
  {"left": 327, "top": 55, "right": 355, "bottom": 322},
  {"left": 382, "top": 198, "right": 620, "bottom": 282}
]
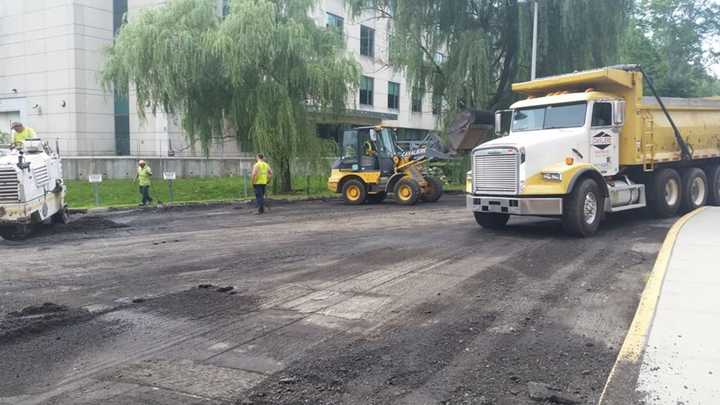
[
  {"left": 243, "top": 167, "right": 248, "bottom": 199},
  {"left": 93, "top": 183, "right": 100, "bottom": 207}
]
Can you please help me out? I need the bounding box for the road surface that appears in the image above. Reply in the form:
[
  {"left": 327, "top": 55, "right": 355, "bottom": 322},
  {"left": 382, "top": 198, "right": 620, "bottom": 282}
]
[{"left": 0, "top": 195, "right": 672, "bottom": 404}]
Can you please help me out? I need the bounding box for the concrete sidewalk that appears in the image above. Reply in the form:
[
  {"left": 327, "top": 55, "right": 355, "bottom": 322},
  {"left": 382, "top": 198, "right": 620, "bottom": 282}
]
[{"left": 601, "top": 207, "right": 720, "bottom": 404}]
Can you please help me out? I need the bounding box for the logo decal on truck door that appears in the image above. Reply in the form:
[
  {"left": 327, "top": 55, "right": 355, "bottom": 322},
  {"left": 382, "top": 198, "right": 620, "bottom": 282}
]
[{"left": 591, "top": 131, "right": 612, "bottom": 150}]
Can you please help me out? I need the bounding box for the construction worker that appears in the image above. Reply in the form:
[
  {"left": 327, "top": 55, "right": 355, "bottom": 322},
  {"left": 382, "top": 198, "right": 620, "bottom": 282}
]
[
  {"left": 251, "top": 153, "right": 272, "bottom": 214},
  {"left": 134, "top": 160, "right": 154, "bottom": 206},
  {"left": 10, "top": 122, "right": 36, "bottom": 149},
  {"left": 363, "top": 140, "right": 376, "bottom": 156}
]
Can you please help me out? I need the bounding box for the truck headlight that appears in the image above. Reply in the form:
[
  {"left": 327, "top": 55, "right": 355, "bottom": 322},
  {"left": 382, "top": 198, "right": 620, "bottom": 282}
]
[
  {"left": 465, "top": 171, "right": 472, "bottom": 193},
  {"left": 542, "top": 172, "right": 562, "bottom": 182}
]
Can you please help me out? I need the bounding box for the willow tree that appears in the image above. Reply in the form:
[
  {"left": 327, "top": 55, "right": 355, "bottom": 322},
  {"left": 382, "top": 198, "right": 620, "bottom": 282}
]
[
  {"left": 347, "top": 0, "right": 630, "bottom": 119},
  {"left": 102, "top": 0, "right": 360, "bottom": 192},
  {"left": 620, "top": 0, "right": 720, "bottom": 97}
]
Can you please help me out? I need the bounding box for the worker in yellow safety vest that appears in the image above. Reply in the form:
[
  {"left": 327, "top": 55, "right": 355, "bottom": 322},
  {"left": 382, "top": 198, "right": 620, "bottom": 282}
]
[
  {"left": 251, "top": 153, "right": 273, "bottom": 214},
  {"left": 10, "top": 122, "right": 37, "bottom": 149},
  {"left": 134, "top": 160, "right": 154, "bottom": 206}
]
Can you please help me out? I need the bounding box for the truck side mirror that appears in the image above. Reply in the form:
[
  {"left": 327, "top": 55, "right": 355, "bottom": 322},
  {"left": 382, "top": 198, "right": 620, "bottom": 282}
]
[
  {"left": 614, "top": 101, "right": 625, "bottom": 126},
  {"left": 495, "top": 110, "right": 513, "bottom": 137}
]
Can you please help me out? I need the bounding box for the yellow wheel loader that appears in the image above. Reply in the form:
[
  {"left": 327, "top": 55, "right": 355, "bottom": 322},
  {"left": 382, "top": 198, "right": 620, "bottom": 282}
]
[{"left": 327, "top": 127, "right": 446, "bottom": 205}]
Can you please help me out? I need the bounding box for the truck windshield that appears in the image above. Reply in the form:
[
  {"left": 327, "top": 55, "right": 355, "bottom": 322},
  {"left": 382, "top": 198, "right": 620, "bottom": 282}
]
[{"left": 511, "top": 102, "right": 587, "bottom": 131}]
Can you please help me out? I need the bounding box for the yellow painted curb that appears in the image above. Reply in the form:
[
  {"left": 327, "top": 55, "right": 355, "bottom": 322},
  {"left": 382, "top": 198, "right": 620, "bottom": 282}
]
[{"left": 598, "top": 207, "right": 707, "bottom": 404}]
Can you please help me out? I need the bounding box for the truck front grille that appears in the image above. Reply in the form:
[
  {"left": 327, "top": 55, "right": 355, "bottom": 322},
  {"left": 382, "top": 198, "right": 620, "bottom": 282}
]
[
  {"left": 33, "top": 165, "right": 50, "bottom": 188},
  {"left": 473, "top": 148, "right": 519, "bottom": 195},
  {"left": 0, "top": 167, "right": 19, "bottom": 203}
]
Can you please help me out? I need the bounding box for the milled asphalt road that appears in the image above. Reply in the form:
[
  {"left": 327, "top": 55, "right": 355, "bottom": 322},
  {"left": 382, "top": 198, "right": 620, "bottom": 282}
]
[{"left": 0, "top": 195, "right": 672, "bottom": 404}]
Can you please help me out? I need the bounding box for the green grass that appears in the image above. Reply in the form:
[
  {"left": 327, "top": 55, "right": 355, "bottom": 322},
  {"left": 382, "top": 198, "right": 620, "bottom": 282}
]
[
  {"left": 65, "top": 175, "right": 334, "bottom": 209},
  {"left": 65, "top": 175, "right": 465, "bottom": 209}
]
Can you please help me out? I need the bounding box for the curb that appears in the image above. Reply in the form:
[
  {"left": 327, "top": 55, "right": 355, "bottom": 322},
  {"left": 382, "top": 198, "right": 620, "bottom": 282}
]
[
  {"left": 598, "top": 207, "right": 707, "bottom": 404},
  {"left": 66, "top": 195, "right": 335, "bottom": 214}
]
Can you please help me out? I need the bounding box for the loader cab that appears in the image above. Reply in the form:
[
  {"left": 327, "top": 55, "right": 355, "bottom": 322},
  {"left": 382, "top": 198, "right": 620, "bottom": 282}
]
[{"left": 334, "top": 127, "right": 397, "bottom": 175}]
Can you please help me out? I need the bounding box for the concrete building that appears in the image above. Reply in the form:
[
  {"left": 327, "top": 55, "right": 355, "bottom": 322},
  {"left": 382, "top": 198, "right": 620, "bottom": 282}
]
[{"left": 0, "top": 0, "right": 439, "bottom": 161}]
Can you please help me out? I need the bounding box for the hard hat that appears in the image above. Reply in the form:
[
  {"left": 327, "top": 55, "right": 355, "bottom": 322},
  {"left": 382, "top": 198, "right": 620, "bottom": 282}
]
[{"left": 138, "top": 159, "right": 146, "bottom": 164}]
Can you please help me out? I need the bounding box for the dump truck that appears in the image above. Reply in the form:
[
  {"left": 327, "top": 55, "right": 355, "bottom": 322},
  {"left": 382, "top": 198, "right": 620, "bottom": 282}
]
[
  {"left": 0, "top": 139, "right": 67, "bottom": 240},
  {"left": 467, "top": 65, "right": 720, "bottom": 236}
]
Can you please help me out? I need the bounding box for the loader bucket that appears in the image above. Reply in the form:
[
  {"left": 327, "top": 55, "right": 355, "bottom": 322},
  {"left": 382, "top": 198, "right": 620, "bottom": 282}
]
[{"left": 447, "top": 110, "right": 495, "bottom": 154}]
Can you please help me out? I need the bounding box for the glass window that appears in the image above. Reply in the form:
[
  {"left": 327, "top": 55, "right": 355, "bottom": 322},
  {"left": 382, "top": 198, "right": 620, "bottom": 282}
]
[
  {"left": 388, "top": 82, "right": 400, "bottom": 110},
  {"left": 342, "top": 130, "right": 358, "bottom": 159},
  {"left": 360, "top": 25, "right": 375, "bottom": 57},
  {"left": 326, "top": 12, "right": 343, "bottom": 35},
  {"left": 113, "top": 0, "right": 127, "bottom": 36},
  {"left": 511, "top": 106, "right": 545, "bottom": 131},
  {"left": 591, "top": 102, "right": 612, "bottom": 127},
  {"left": 411, "top": 92, "right": 422, "bottom": 113},
  {"left": 511, "top": 102, "right": 587, "bottom": 131},
  {"left": 221, "top": 0, "right": 230, "bottom": 16},
  {"left": 360, "top": 76, "right": 374, "bottom": 106},
  {"left": 432, "top": 94, "right": 442, "bottom": 115}
]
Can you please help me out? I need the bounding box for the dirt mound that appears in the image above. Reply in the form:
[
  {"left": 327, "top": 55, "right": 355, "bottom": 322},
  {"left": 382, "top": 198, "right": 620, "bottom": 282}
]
[
  {"left": 36, "top": 216, "right": 128, "bottom": 237},
  {"left": 8, "top": 302, "right": 68, "bottom": 317},
  {"left": 1, "top": 303, "right": 94, "bottom": 342}
]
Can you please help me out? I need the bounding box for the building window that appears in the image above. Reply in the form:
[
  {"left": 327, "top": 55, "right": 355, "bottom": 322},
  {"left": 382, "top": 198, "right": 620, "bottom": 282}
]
[
  {"left": 326, "top": 12, "right": 343, "bottom": 35},
  {"left": 113, "top": 0, "right": 130, "bottom": 155},
  {"left": 360, "top": 76, "right": 374, "bottom": 106},
  {"left": 432, "top": 94, "right": 442, "bottom": 115},
  {"left": 388, "top": 82, "right": 400, "bottom": 110},
  {"left": 411, "top": 92, "right": 423, "bottom": 113},
  {"left": 360, "top": 25, "right": 375, "bottom": 57}
]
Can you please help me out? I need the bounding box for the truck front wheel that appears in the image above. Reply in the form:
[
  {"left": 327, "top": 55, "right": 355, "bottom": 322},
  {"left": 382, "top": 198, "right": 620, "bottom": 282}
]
[
  {"left": 562, "top": 178, "right": 603, "bottom": 237},
  {"left": 473, "top": 212, "right": 510, "bottom": 229}
]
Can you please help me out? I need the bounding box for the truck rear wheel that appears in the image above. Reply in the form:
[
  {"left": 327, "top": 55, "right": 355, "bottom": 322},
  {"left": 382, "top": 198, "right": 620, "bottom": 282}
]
[
  {"left": 394, "top": 178, "right": 421, "bottom": 205},
  {"left": 680, "top": 168, "right": 708, "bottom": 212},
  {"left": 473, "top": 212, "right": 510, "bottom": 229},
  {"left": 341, "top": 179, "right": 367, "bottom": 205},
  {"left": 648, "top": 168, "right": 682, "bottom": 218},
  {"left": 421, "top": 176, "right": 443, "bottom": 203},
  {"left": 706, "top": 165, "right": 720, "bottom": 206},
  {"left": 562, "top": 178, "right": 603, "bottom": 237}
]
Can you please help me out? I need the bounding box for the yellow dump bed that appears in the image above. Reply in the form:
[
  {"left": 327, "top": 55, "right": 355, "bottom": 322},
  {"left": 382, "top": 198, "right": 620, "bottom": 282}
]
[{"left": 512, "top": 68, "right": 720, "bottom": 167}]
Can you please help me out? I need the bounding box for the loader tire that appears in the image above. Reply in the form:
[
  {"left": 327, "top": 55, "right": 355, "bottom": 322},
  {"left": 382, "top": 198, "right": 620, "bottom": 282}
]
[
  {"left": 705, "top": 165, "right": 720, "bottom": 206},
  {"left": 680, "top": 168, "right": 708, "bottom": 212},
  {"left": 473, "top": 212, "right": 509, "bottom": 229},
  {"left": 394, "top": 178, "right": 421, "bottom": 205},
  {"left": 421, "top": 176, "right": 443, "bottom": 203},
  {"left": 562, "top": 178, "right": 603, "bottom": 237},
  {"left": 341, "top": 179, "right": 367, "bottom": 205},
  {"left": 648, "top": 168, "right": 682, "bottom": 218}
]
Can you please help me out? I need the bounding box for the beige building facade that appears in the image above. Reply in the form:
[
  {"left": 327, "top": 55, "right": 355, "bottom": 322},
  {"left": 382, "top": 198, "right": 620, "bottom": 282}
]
[{"left": 0, "top": 0, "right": 439, "bottom": 157}]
